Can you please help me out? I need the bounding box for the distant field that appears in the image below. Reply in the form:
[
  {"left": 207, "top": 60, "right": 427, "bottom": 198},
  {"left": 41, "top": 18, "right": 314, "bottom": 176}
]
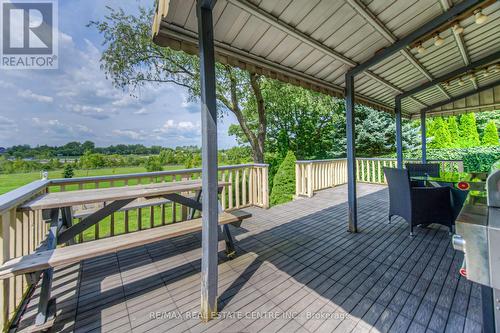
[{"left": 0, "top": 165, "right": 183, "bottom": 195}]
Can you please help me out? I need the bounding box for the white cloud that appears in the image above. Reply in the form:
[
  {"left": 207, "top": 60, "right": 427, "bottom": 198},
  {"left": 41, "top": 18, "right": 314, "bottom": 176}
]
[
  {"left": 159, "top": 119, "right": 200, "bottom": 133},
  {"left": 32, "top": 117, "right": 94, "bottom": 138},
  {"left": 69, "top": 104, "right": 116, "bottom": 119},
  {"left": 0, "top": 80, "right": 15, "bottom": 89},
  {"left": 133, "top": 108, "right": 148, "bottom": 115},
  {"left": 112, "top": 129, "right": 146, "bottom": 140},
  {"left": 18, "top": 89, "right": 53, "bottom": 103},
  {"left": 0, "top": 116, "right": 18, "bottom": 135}
]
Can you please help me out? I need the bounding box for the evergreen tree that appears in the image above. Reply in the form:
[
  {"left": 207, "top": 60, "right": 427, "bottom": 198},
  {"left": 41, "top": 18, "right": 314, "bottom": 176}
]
[
  {"left": 270, "top": 151, "right": 296, "bottom": 206},
  {"left": 447, "top": 116, "right": 460, "bottom": 147},
  {"left": 459, "top": 113, "right": 481, "bottom": 147},
  {"left": 428, "top": 117, "right": 452, "bottom": 148},
  {"left": 481, "top": 120, "right": 499, "bottom": 146},
  {"left": 63, "top": 164, "right": 74, "bottom": 178}
]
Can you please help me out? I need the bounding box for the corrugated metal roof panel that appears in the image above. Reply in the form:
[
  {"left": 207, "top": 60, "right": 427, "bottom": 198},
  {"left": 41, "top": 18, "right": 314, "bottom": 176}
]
[{"left": 153, "top": 0, "right": 500, "bottom": 117}]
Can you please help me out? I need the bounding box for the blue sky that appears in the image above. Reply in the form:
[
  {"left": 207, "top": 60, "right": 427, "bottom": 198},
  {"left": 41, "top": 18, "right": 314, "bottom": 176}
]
[{"left": 0, "top": 0, "right": 239, "bottom": 148}]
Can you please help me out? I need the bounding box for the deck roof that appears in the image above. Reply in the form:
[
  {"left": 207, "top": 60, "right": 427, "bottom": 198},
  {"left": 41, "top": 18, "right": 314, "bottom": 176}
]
[{"left": 152, "top": 0, "right": 500, "bottom": 118}]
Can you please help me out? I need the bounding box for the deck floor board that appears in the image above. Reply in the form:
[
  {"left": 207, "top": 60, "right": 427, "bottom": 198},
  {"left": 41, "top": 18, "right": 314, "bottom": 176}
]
[{"left": 15, "top": 184, "right": 482, "bottom": 333}]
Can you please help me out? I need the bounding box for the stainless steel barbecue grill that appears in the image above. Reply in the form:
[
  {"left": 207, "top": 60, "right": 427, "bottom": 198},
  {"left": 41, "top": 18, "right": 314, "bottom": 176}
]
[{"left": 453, "top": 168, "right": 500, "bottom": 333}]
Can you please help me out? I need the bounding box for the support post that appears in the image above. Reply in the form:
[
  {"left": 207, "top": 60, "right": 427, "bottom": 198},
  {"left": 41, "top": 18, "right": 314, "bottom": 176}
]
[
  {"left": 395, "top": 97, "right": 403, "bottom": 169},
  {"left": 197, "top": 0, "right": 219, "bottom": 322},
  {"left": 345, "top": 74, "right": 357, "bottom": 233},
  {"left": 420, "top": 110, "right": 427, "bottom": 163}
]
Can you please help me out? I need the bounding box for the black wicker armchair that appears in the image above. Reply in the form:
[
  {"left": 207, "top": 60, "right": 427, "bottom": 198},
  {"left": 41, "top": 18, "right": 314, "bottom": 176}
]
[
  {"left": 405, "top": 163, "right": 440, "bottom": 187},
  {"left": 384, "top": 167, "right": 454, "bottom": 236}
]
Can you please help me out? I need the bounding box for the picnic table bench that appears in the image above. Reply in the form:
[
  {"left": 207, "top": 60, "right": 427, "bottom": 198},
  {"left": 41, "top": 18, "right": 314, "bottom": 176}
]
[{"left": 0, "top": 179, "right": 251, "bottom": 331}]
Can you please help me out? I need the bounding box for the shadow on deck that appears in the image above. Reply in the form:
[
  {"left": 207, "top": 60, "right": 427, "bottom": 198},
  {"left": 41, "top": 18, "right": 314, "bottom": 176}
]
[{"left": 15, "top": 184, "right": 482, "bottom": 333}]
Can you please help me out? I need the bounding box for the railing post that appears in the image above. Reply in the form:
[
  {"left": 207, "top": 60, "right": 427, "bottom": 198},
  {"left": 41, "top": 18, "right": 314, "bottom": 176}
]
[
  {"left": 307, "top": 163, "right": 313, "bottom": 198},
  {"left": 295, "top": 163, "right": 301, "bottom": 196},
  {"left": 262, "top": 166, "right": 269, "bottom": 209}
]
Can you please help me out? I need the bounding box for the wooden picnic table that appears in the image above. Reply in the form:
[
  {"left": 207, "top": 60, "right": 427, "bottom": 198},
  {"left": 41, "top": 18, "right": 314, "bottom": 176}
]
[
  {"left": 21, "top": 179, "right": 229, "bottom": 211},
  {"left": 8, "top": 178, "right": 243, "bottom": 329}
]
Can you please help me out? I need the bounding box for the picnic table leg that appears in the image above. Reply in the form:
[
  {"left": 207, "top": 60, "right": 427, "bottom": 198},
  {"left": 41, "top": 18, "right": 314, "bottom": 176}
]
[
  {"left": 33, "top": 208, "right": 59, "bottom": 329},
  {"left": 189, "top": 190, "right": 202, "bottom": 220},
  {"left": 221, "top": 224, "right": 236, "bottom": 259},
  {"left": 61, "top": 207, "right": 74, "bottom": 245}
]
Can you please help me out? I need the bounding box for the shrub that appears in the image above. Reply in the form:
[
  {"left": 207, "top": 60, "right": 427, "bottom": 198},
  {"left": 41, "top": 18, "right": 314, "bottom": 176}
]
[
  {"left": 459, "top": 113, "right": 481, "bottom": 147},
  {"left": 481, "top": 120, "right": 499, "bottom": 146},
  {"left": 63, "top": 164, "right": 74, "bottom": 178},
  {"left": 270, "top": 151, "right": 296, "bottom": 206},
  {"left": 144, "top": 156, "right": 163, "bottom": 172}
]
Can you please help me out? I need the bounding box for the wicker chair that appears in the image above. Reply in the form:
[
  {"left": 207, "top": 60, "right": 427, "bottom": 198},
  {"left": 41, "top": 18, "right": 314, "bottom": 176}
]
[{"left": 383, "top": 167, "right": 454, "bottom": 236}]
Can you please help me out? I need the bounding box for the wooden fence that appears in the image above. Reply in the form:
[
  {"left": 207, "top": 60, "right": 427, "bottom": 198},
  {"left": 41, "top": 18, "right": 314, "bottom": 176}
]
[
  {"left": 296, "top": 158, "right": 464, "bottom": 197},
  {"left": 0, "top": 163, "right": 268, "bottom": 330}
]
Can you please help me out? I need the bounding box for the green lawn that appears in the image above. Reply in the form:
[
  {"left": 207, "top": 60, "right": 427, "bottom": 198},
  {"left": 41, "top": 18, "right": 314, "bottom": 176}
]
[
  {"left": 0, "top": 165, "right": 183, "bottom": 195},
  {"left": 0, "top": 165, "right": 197, "bottom": 242}
]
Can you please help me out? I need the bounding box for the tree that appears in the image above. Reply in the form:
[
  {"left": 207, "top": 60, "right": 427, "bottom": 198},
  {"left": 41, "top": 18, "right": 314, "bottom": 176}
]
[
  {"left": 482, "top": 120, "right": 499, "bottom": 146},
  {"left": 89, "top": 7, "right": 267, "bottom": 162},
  {"left": 447, "top": 116, "right": 460, "bottom": 147},
  {"left": 79, "top": 151, "right": 106, "bottom": 173},
  {"left": 230, "top": 79, "right": 344, "bottom": 160},
  {"left": 269, "top": 151, "right": 296, "bottom": 206},
  {"left": 428, "top": 117, "right": 452, "bottom": 148},
  {"left": 63, "top": 164, "right": 75, "bottom": 178},
  {"left": 459, "top": 113, "right": 481, "bottom": 147},
  {"left": 144, "top": 156, "right": 163, "bottom": 172}
]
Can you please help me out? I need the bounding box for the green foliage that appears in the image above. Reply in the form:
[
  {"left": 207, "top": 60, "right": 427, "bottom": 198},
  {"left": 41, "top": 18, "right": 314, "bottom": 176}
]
[
  {"left": 481, "top": 120, "right": 499, "bottom": 146},
  {"left": 447, "top": 116, "right": 460, "bottom": 147},
  {"left": 79, "top": 151, "right": 106, "bottom": 170},
  {"left": 256, "top": 80, "right": 345, "bottom": 159},
  {"left": 265, "top": 152, "right": 285, "bottom": 192},
  {"left": 462, "top": 150, "right": 500, "bottom": 172},
  {"left": 400, "top": 146, "right": 500, "bottom": 172},
  {"left": 270, "top": 151, "right": 296, "bottom": 206},
  {"left": 459, "top": 113, "right": 481, "bottom": 147},
  {"left": 63, "top": 164, "right": 75, "bottom": 178},
  {"left": 428, "top": 117, "right": 452, "bottom": 148},
  {"left": 144, "top": 156, "right": 163, "bottom": 172}
]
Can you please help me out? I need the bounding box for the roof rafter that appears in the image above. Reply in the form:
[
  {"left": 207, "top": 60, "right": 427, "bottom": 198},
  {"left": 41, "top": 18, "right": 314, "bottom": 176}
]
[
  {"left": 227, "top": 0, "right": 427, "bottom": 108},
  {"left": 438, "top": 0, "right": 478, "bottom": 89},
  {"left": 346, "top": 0, "right": 451, "bottom": 100}
]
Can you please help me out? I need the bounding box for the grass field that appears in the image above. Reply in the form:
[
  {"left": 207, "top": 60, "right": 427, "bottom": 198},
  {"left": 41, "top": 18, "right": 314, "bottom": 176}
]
[
  {"left": 0, "top": 165, "right": 184, "bottom": 195},
  {"left": 0, "top": 165, "right": 197, "bottom": 241}
]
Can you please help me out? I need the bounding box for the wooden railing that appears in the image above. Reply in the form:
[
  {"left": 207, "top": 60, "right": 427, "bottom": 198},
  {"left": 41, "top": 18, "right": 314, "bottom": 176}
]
[
  {"left": 0, "top": 163, "right": 268, "bottom": 330},
  {"left": 296, "top": 158, "right": 464, "bottom": 197},
  {"left": 296, "top": 159, "right": 347, "bottom": 197}
]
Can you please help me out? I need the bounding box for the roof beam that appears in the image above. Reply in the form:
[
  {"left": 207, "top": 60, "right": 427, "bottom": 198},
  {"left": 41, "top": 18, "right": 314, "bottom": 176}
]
[
  {"left": 398, "top": 51, "right": 500, "bottom": 99},
  {"left": 421, "top": 79, "right": 500, "bottom": 113},
  {"left": 348, "top": 0, "right": 483, "bottom": 77},
  {"left": 346, "top": 0, "right": 451, "bottom": 99},
  {"left": 228, "top": 0, "right": 421, "bottom": 103},
  {"left": 415, "top": 102, "right": 500, "bottom": 118}
]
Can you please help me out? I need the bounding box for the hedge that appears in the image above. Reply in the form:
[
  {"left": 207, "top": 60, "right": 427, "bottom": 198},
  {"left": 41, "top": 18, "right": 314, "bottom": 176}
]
[{"left": 398, "top": 146, "right": 500, "bottom": 172}]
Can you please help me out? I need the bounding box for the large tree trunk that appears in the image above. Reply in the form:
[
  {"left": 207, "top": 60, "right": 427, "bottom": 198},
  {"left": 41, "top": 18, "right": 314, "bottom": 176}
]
[
  {"left": 250, "top": 73, "right": 266, "bottom": 164},
  {"left": 222, "top": 67, "right": 266, "bottom": 164}
]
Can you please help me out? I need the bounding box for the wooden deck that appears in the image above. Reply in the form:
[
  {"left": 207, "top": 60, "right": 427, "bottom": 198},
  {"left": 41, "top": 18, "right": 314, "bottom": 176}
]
[{"left": 14, "top": 184, "right": 482, "bottom": 333}]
